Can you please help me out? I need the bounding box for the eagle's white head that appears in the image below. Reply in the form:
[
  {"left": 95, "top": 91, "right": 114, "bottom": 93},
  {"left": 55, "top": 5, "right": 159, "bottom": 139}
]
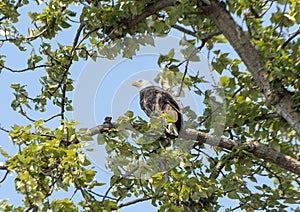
[{"left": 131, "top": 79, "right": 153, "bottom": 90}]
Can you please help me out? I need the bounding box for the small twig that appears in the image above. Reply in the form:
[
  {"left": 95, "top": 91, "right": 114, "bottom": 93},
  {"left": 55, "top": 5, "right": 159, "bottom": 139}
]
[
  {"left": 25, "top": 6, "right": 66, "bottom": 42},
  {"left": 24, "top": 206, "right": 38, "bottom": 212},
  {"left": 20, "top": 93, "right": 35, "bottom": 101},
  {"left": 118, "top": 196, "right": 152, "bottom": 208},
  {"left": 178, "top": 47, "right": 201, "bottom": 97},
  {"left": 0, "top": 126, "right": 9, "bottom": 133},
  {"left": 231, "top": 204, "right": 242, "bottom": 211},
  {"left": 281, "top": 27, "right": 300, "bottom": 49},
  {"left": 243, "top": 12, "right": 253, "bottom": 38},
  {"left": 66, "top": 16, "right": 81, "bottom": 24},
  {"left": 44, "top": 114, "right": 61, "bottom": 123},
  {"left": 50, "top": 23, "right": 86, "bottom": 96},
  {"left": 87, "top": 189, "right": 118, "bottom": 201},
  {"left": 253, "top": 113, "right": 279, "bottom": 121},
  {"left": 292, "top": 176, "right": 300, "bottom": 186},
  {"left": 199, "top": 105, "right": 223, "bottom": 125},
  {"left": 193, "top": 83, "right": 205, "bottom": 95},
  {"left": 231, "top": 86, "right": 244, "bottom": 98},
  {"left": 25, "top": 21, "right": 55, "bottom": 42},
  {"left": 252, "top": 160, "right": 284, "bottom": 192},
  {"left": 274, "top": 1, "right": 288, "bottom": 37},
  {"left": 101, "top": 167, "right": 138, "bottom": 202},
  {"left": 60, "top": 84, "right": 67, "bottom": 122},
  {"left": 193, "top": 147, "right": 217, "bottom": 164},
  {"left": 19, "top": 105, "right": 36, "bottom": 122},
  {"left": 173, "top": 24, "right": 196, "bottom": 36},
  {"left": 177, "top": 31, "right": 221, "bottom": 97},
  {"left": 0, "top": 64, "right": 48, "bottom": 73},
  {"left": 259, "top": 1, "right": 274, "bottom": 18},
  {"left": 231, "top": 112, "right": 279, "bottom": 128},
  {"left": 279, "top": 196, "right": 300, "bottom": 203},
  {"left": 177, "top": 56, "right": 191, "bottom": 97},
  {"left": 69, "top": 188, "right": 78, "bottom": 200},
  {"left": 78, "top": 187, "right": 95, "bottom": 212},
  {"left": 0, "top": 171, "right": 9, "bottom": 183},
  {"left": 210, "top": 161, "right": 225, "bottom": 179}
]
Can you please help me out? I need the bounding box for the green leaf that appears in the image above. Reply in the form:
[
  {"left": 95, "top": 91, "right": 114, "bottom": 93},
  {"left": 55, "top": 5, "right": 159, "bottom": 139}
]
[
  {"left": 270, "top": 142, "right": 281, "bottom": 152},
  {"left": 162, "top": 113, "right": 176, "bottom": 122},
  {"left": 0, "top": 199, "right": 13, "bottom": 211},
  {"left": 124, "top": 110, "right": 134, "bottom": 118},
  {"left": 168, "top": 48, "right": 175, "bottom": 58},
  {"left": 50, "top": 198, "right": 77, "bottom": 211},
  {"left": 10, "top": 84, "right": 20, "bottom": 89},
  {"left": 60, "top": 21, "right": 71, "bottom": 29},
  {"left": 228, "top": 191, "right": 239, "bottom": 199},
  {"left": 0, "top": 147, "right": 9, "bottom": 158},
  {"left": 97, "top": 134, "right": 106, "bottom": 145},
  {"left": 219, "top": 76, "right": 230, "bottom": 87}
]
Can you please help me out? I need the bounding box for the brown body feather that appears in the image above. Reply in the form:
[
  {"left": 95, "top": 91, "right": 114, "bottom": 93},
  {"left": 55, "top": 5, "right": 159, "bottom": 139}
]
[{"left": 139, "top": 86, "right": 183, "bottom": 137}]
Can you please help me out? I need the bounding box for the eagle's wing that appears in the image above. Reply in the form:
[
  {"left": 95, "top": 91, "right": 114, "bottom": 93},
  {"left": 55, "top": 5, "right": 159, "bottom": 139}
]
[{"left": 140, "top": 86, "right": 182, "bottom": 137}]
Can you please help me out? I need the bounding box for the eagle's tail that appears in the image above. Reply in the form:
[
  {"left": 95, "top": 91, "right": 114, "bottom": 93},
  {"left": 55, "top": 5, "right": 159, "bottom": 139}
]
[{"left": 166, "top": 123, "right": 179, "bottom": 137}]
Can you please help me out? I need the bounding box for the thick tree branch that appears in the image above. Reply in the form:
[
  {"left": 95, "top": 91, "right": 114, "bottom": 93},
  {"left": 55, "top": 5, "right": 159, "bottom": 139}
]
[
  {"left": 182, "top": 129, "right": 300, "bottom": 176},
  {"left": 103, "top": 0, "right": 177, "bottom": 41},
  {"left": 200, "top": 0, "right": 300, "bottom": 136},
  {"left": 87, "top": 118, "right": 300, "bottom": 176}
]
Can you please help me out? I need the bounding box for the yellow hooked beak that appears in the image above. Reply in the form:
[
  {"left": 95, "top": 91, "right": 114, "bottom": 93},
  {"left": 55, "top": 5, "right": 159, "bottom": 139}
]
[{"left": 131, "top": 81, "right": 139, "bottom": 87}]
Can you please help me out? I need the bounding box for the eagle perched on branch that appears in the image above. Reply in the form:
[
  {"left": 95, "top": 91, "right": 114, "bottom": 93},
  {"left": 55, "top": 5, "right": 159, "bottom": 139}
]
[{"left": 132, "top": 79, "right": 183, "bottom": 138}]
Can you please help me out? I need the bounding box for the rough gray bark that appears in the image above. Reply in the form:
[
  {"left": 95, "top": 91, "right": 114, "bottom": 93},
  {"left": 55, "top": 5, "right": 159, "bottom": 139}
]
[
  {"left": 86, "top": 120, "right": 300, "bottom": 176},
  {"left": 201, "top": 0, "right": 300, "bottom": 136},
  {"left": 181, "top": 129, "right": 300, "bottom": 176}
]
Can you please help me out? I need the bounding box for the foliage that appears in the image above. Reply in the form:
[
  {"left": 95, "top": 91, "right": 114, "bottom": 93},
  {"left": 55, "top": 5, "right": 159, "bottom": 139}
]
[{"left": 0, "top": 0, "right": 299, "bottom": 211}]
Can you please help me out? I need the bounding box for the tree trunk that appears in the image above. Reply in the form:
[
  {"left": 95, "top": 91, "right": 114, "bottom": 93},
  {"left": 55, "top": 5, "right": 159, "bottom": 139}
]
[{"left": 200, "top": 0, "right": 300, "bottom": 136}]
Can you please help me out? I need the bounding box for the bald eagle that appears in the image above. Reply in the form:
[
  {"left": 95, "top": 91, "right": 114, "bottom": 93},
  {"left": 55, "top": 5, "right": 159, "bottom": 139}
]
[{"left": 132, "top": 79, "right": 183, "bottom": 138}]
